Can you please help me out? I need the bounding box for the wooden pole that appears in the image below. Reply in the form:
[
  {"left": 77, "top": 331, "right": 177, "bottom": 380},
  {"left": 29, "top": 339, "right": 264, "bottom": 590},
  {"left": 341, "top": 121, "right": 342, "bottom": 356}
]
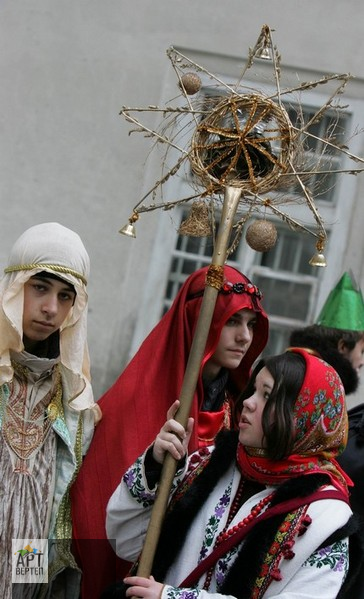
[{"left": 136, "top": 185, "right": 242, "bottom": 578}]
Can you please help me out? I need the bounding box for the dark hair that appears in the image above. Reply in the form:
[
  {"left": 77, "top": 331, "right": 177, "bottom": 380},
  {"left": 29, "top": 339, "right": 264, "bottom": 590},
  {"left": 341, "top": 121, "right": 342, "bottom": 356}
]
[
  {"left": 289, "top": 323, "right": 363, "bottom": 395},
  {"left": 236, "top": 352, "right": 306, "bottom": 460},
  {"left": 290, "top": 324, "right": 364, "bottom": 352},
  {"left": 34, "top": 270, "right": 76, "bottom": 293}
]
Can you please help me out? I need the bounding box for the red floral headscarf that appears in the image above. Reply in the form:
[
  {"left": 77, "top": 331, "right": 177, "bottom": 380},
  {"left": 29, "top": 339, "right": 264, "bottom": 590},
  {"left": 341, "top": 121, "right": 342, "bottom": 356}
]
[{"left": 237, "top": 348, "right": 352, "bottom": 498}]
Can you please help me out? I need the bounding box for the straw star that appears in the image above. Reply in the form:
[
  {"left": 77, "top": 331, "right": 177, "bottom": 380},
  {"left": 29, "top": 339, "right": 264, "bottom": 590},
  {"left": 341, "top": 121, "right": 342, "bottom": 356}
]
[{"left": 119, "top": 25, "right": 364, "bottom": 259}]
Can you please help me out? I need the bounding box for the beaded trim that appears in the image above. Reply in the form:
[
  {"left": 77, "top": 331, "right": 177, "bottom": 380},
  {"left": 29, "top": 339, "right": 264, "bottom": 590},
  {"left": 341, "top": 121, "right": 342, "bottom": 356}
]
[
  {"left": 188, "top": 279, "right": 262, "bottom": 301},
  {"left": 251, "top": 505, "right": 309, "bottom": 599},
  {"left": 54, "top": 415, "right": 84, "bottom": 540},
  {"left": 220, "top": 281, "right": 262, "bottom": 299},
  {"left": 4, "top": 263, "right": 87, "bottom": 285},
  {"left": 47, "top": 417, "right": 84, "bottom": 587}
]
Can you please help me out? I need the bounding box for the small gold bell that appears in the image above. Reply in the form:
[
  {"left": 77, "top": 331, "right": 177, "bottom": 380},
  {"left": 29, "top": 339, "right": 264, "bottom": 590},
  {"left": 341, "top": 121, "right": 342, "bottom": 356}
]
[
  {"left": 309, "top": 252, "right": 327, "bottom": 267},
  {"left": 119, "top": 222, "right": 136, "bottom": 238},
  {"left": 309, "top": 238, "right": 327, "bottom": 267},
  {"left": 119, "top": 212, "right": 139, "bottom": 238}
]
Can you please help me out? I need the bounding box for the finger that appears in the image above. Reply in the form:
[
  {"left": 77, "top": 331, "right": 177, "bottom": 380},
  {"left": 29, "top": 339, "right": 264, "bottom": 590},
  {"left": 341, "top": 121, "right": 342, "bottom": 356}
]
[
  {"left": 166, "top": 399, "right": 180, "bottom": 420},
  {"left": 124, "top": 576, "right": 150, "bottom": 586},
  {"left": 157, "top": 436, "right": 185, "bottom": 460},
  {"left": 125, "top": 585, "right": 147, "bottom": 598},
  {"left": 161, "top": 418, "right": 187, "bottom": 440}
]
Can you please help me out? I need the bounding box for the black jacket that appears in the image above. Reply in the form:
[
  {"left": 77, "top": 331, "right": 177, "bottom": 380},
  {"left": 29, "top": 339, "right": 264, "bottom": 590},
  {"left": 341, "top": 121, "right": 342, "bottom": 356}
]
[{"left": 338, "top": 403, "right": 364, "bottom": 599}]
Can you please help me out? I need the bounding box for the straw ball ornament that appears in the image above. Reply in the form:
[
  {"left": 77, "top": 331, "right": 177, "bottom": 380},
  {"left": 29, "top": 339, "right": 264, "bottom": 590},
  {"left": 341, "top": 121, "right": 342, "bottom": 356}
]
[
  {"left": 189, "top": 94, "right": 294, "bottom": 194},
  {"left": 179, "top": 72, "right": 202, "bottom": 95},
  {"left": 246, "top": 219, "right": 278, "bottom": 252}
]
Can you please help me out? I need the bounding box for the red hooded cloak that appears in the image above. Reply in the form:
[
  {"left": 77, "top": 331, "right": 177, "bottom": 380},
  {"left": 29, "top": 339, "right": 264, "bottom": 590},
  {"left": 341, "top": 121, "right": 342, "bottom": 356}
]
[{"left": 71, "top": 265, "right": 268, "bottom": 598}]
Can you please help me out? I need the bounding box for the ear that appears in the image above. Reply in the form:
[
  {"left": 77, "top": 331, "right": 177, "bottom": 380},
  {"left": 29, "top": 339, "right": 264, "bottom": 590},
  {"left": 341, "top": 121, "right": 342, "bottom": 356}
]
[{"left": 337, "top": 338, "right": 348, "bottom": 355}]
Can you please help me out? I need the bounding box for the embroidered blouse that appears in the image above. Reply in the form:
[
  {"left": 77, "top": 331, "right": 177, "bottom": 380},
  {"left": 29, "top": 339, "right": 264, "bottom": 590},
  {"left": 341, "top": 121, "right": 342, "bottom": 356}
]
[{"left": 106, "top": 445, "right": 352, "bottom": 599}]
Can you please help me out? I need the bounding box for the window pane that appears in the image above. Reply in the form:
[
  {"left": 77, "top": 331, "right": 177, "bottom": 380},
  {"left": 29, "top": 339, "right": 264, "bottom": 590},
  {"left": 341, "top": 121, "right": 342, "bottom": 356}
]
[
  {"left": 260, "top": 228, "right": 317, "bottom": 276},
  {"left": 262, "top": 325, "right": 293, "bottom": 357},
  {"left": 253, "top": 275, "right": 312, "bottom": 320},
  {"left": 176, "top": 231, "right": 215, "bottom": 257}
]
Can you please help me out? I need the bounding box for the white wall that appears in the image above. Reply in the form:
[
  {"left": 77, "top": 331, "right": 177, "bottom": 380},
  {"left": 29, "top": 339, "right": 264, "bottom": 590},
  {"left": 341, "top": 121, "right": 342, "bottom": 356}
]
[{"left": 1, "top": 0, "right": 364, "bottom": 400}]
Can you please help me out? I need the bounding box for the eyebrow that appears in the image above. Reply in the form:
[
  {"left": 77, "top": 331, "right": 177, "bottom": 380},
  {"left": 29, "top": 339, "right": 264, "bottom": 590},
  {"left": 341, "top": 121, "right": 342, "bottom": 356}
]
[
  {"left": 233, "top": 311, "right": 257, "bottom": 321},
  {"left": 31, "top": 276, "right": 76, "bottom": 293}
]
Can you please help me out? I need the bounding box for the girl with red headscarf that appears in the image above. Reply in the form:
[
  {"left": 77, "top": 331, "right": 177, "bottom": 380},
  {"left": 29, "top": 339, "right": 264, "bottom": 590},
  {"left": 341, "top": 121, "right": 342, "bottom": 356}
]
[
  {"left": 71, "top": 265, "right": 268, "bottom": 598},
  {"left": 106, "top": 349, "right": 358, "bottom": 599}
]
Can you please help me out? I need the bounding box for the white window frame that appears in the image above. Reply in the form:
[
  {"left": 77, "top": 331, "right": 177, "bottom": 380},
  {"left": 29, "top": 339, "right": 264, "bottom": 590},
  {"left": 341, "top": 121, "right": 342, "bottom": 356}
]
[{"left": 128, "top": 55, "right": 364, "bottom": 358}]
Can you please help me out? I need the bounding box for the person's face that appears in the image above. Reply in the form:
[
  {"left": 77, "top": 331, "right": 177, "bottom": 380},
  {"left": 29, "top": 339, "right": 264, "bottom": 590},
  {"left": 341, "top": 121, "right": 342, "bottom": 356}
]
[
  {"left": 339, "top": 337, "right": 364, "bottom": 372},
  {"left": 238, "top": 366, "right": 274, "bottom": 448},
  {"left": 204, "top": 308, "right": 256, "bottom": 379},
  {"left": 22, "top": 276, "right": 76, "bottom": 345}
]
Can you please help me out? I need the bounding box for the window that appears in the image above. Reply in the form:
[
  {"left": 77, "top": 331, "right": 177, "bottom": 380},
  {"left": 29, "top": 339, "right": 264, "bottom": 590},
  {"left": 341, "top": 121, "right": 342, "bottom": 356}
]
[
  {"left": 129, "top": 58, "right": 363, "bottom": 363},
  {"left": 162, "top": 211, "right": 240, "bottom": 314},
  {"left": 157, "top": 92, "right": 345, "bottom": 354},
  {"left": 249, "top": 225, "right": 322, "bottom": 355},
  {"left": 285, "top": 105, "right": 349, "bottom": 204},
  {"left": 160, "top": 208, "right": 320, "bottom": 354}
]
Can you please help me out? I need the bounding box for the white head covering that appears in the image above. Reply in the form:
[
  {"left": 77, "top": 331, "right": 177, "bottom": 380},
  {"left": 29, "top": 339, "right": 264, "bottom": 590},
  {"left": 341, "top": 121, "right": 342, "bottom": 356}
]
[{"left": 0, "top": 222, "right": 94, "bottom": 409}]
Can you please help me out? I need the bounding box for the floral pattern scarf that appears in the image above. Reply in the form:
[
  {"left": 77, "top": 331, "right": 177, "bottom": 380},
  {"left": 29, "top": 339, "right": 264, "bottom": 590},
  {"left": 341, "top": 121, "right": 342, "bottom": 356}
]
[{"left": 237, "top": 348, "right": 352, "bottom": 498}]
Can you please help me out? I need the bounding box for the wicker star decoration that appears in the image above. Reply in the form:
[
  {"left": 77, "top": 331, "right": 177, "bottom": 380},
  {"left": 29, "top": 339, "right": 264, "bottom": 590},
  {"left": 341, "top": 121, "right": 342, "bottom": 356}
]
[{"left": 119, "top": 24, "right": 364, "bottom": 263}]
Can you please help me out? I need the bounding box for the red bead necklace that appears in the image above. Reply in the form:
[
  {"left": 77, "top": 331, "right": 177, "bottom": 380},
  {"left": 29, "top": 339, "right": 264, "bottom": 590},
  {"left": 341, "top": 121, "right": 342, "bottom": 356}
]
[
  {"left": 217, "top": 491, "right": 274, "bottom": 543},
  {"left": 202, "top": 485, "right": 275, "bottom": 590}
]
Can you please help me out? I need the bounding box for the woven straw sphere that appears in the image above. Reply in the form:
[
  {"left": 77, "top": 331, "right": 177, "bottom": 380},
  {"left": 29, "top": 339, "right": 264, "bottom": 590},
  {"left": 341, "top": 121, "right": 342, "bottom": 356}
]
[
  {"left": 190, "top": 93, "right": 294, "bottom": 193},
  {"left": 179, "top": 73, "right": 202, "bottom": 95},
  {"left": 246, "top": 220, "right": 278, "bottom": 252}
]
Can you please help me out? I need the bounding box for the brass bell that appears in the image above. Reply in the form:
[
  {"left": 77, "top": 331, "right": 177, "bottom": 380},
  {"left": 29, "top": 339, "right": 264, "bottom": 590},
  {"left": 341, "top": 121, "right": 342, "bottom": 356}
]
[
  {"left": 309, "top": 252, "right": 327, "bottom": 267},
  {"left": 119, "top": 222, "right": 137, "bottom": 238},
  {"left": 309, "top": 238, "right": 327, "bottom": 267},
  {"left": 119, "top": 212, "right": 139, "bottom": 238}
]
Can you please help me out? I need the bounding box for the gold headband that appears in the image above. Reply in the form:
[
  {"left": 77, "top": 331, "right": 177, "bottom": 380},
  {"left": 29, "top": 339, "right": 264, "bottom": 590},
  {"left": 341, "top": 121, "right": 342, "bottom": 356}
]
[{"left": 4, "top": 263, "right": 87, "bottom": 286}]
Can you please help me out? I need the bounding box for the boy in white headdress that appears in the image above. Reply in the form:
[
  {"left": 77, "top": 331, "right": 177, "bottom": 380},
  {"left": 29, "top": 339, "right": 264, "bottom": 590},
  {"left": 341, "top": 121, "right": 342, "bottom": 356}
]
[{"left": 0, "top": 222, "right": 100, "bottom": 598}]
